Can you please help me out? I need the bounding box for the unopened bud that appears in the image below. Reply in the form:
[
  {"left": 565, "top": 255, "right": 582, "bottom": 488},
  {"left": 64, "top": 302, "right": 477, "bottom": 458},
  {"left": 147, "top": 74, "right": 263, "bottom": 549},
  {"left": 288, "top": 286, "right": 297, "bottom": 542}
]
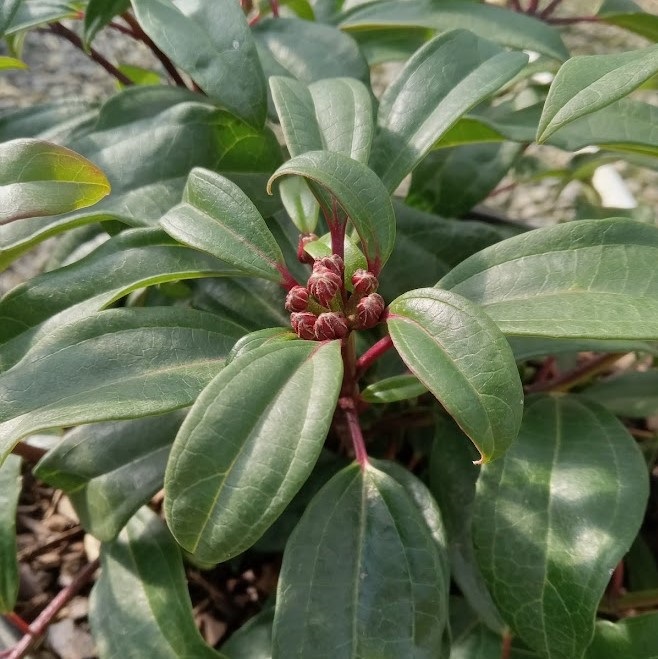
[
  {"left": 351, "top": 269, "right": 378, "bottom": 296},
  {"left": 314, "top": 255, "right": 344, "bottom": 279},
  {"left": 308, "top": 269, "right": 342, "bottom": 307},
  {"left": 297, "top": 233, "right": 318, "bottom": 264},
  {"left": 285, "top": 286, "right": 309, "bottom": 312},
  {"left": 291, "top": 311, "right": 318, "bottom": 340},
  {"left": 315, "top": 312, "right": 349, "bottom": 341},
  {"left": 355, "top": 293, "right": 385, "bottom": 329}
]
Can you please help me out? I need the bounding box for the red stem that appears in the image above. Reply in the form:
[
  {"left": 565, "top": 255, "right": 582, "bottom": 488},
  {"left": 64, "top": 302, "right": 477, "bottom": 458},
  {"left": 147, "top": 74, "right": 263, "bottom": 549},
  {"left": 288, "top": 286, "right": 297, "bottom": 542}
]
[
  {"left": 340, "top": 398, "right": 369, "bottom": 468},
  {"left": 508, "top": 0, "right": 522, "bottom": 10},
  {"left": 355, "top": 335, "right": 393, "bottom": 379},
  {"left": 121, "top": 12, "right": 189, "bottom": 88},
  {"left": 48, "top": 23, "right": 133, "bottom": 86},
  {"left": 526, "top": 0, "right": 539, "bottom": 14},
  {"left": 539, "top": 0, "right": 564, "bottom": 19},
  {"left": 269, "top": 0, "right": 280, "bottom": 17},
  {"left": 501, "top": 630, "right": 513, "bottom": 659},
  {"left": 4, "top": 614, "right": 30, "bottom": 636},
  {"left": 7, "top": 559, "right": 100, "bottom": 659},
  {"left": 546, "top": 15, "right": 599, "bottom": 24},
  {"left": 328, "top": 198, "right": 346, "bottom": 262}
]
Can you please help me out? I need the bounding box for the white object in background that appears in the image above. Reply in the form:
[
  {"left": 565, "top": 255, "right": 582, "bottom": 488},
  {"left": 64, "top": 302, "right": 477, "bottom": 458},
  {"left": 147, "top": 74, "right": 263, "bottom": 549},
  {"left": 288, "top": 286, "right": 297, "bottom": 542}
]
[{"left": 592, "top": 164, "right": 637, "bottom": 209}]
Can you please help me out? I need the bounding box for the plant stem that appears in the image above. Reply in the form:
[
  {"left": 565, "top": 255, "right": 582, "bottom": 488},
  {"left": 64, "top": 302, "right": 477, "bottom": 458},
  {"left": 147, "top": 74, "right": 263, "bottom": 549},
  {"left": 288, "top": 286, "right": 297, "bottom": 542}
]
[
  {"left": 508, "top": 0, "right": 522, "bottom": 10},
  {"left": 328, "top": 198, "right": 346, "bottom": 262},
  {"left": 269, "top": 0, "right": 280, "bottom": 17},
  {"left": 525, "top": 352, "right": 625, "bottom": 394},
  {"left": 355, "top": 335, "right": 393, "bottom": 379},
  {"left": 340, "top": 398, "right": 369, "bottom": 468},
  {"left": 500, "top": 630, "right": 513, "bottom": 659},
  {"left": 599, "top": 587, "right": 658, "bottom": 614},
  {"left": 11, "top": 442, "right": 46, "bottom": 463},
  {"left": 526, "top": 0, "right": 539, "bottom": 14},
  {"left": 546, "top": 16, "right": 599, "bottom": 24},
  {"left": 6, "top": 558, "right": 100, "bottom": 659},
  {"left": 49, "top": 23, "right": 133, "bottom": 86},
  {"left": 121, "top": 12, "right": 189, "bottom": 88},
  {"left": 539, "top": 0, "right": 564, "bottom": 19}
]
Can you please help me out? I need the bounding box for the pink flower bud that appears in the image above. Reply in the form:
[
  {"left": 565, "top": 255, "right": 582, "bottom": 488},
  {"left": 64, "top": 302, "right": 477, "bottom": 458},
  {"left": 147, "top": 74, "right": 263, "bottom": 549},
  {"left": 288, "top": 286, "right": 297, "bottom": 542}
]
[
  {"left": 290, "top": 311, "right": 318, "bottom": 340},
  {"left": 315, "top": 312, "right": 349, "bottom": 341},
  {"left": 351, "top": 269, "right": 378, "bottom": 296},
  {"left": 314, "top": 255, "right": 344, "bottom": 279},
  {"left": 297, "top": 233, "right": 318, "bottom": 264},
  {"left": 285, "top": 286, "right": 309, "bottom": 312},
  {"left": 307, "top": 269, "right": 342, "bottom": 307},
  {"left": 355, "top": 293, "right": 385, "bottom": 329}
]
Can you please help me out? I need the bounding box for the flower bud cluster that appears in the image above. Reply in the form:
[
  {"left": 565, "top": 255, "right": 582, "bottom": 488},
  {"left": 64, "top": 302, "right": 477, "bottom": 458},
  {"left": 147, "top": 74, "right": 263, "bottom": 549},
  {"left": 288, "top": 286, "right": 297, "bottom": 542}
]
[{"left": 286, "top": 252, "right": 385, "bottom": 341}]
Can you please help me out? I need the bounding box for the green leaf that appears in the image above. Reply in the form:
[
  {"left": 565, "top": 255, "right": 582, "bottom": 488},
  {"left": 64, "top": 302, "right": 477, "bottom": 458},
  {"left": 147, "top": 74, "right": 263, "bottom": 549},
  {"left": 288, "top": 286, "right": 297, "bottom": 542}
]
[
  {"left": 584, "top": 370, "right": 658, "bottom": 418},
  {"left": 116, "top": 63, "right": 162, "bottom": 87},
  {"left": 273, "top": 460, "right": 449, "bottom": 658},
  {"left": 253, "top": 17, "right": 369, "bottom": 85},
  {"left": 34, "top": 413, "right": 184, "bottom": 541},
  {"left": 407, "top": 142, "right": 522, "bottom": 217},
  {"left": 586, "top": 612, "right": 658, "bottom": 658},
  {"left": 0, "top": 455, "right": 20, "bottom": 613},
  {"left": 222, "top": 607, "right": 274, "bottom": 659},
  {"left": 160, "top": 168, "right": 287, "bottom": 283},
  {"left": 3, "top": 0, "right": 80, "bottom": 35},
  {"left": 339, "top": 0, "right": 568, "bottom": 62},
  {"left": 279, "top": 176, "right": 319, "bottom": 233},
  {"left": 537, "top": 45, "right": 658, "bottom": 142},
  {"left": 0, "top": 0, "right": 21, "bottom": 36},
  {"left": 350, "top": 27, "right": 432, "bottom": 66},
  {"left": 227, "top": 327, "right": 297, "bottom": 364},
  {"left": 360, "top": 374, "right": 427, "bottom": 403},
  {"left": 508, "top": 336, "right": 658, "bottom": 362},
  {"left": 0, "top": 228, "right": 241, "bottom": 346},
  {"left": 268, "top": 150, "right": 395, "bottom": 274},
  {"left": 0, "top": 56, "right": 26, "bottom": 70},
  {"left": 309, "top": 78, "right": 374, "bottom": 163},
  {"left": 368, "top": 30, "right": 528, "bottom": 192},
  {"left": 430, "top": 414, "right": 504, "bottom": 633},
  {"left": 89, "top": 507, "right": 225, "bottom": 658},
  {"left": 65, "top": 86, "right": 282, "bottom": 225},
  {"left": 0, "top": 307, "right": 245, "bottom": 462},
  {"left": 378, "top": 201, "right": 508, "bottom": 302},
  {"left": 598, "top": 0, "right": 658, "bottom": 42},
  {"left": 131, "top": 0, "right": 266, "bottom": 128},
  {"left": 473, "top": 395, "right": 649, "bottom": 658},
  {"left": 270, "top": 77, "right": 324, "bottom": 156},
  {"left": 387, "top": 287, "right": 523, "bottom": 462},
  {"left": 439, "top": 218, "right": 658, "bottom": 340},
  {"left": 0, "top": 99, "right": 98, "bottom": 142},
  {"left": 84, "top": 0, "right": 130, "bottom": 46},
  {"left": 165, "top": 339, "right": 343, "bottom": 563},
  {"left": 0, "top": 139, "right": 110, "bottom": 224},
  {"left": 303, "top": 232, "right": 367, "bottom": 291}
]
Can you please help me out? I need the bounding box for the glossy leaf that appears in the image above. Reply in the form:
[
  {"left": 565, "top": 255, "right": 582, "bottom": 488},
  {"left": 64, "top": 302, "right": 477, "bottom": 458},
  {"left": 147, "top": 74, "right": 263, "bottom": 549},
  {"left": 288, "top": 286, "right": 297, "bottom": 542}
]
[
  {"left": 131, "top": 0, "right": 266, "bottom": 128},
  {"left": 160, "top": 168, "right": 286, "bottom": 283},
  {"left": 598, "top": 0, "right": 658, "bottom": 42},
  {"left": 439, "top": 218, "right": 658, "bottom": 340},
  {"left": 89, "top": 507, "right": 225, "bottom": 658},
  {"left": 253, "top": 18, "right": 369, "bottom": 85},
  {"left": 0, "top": 0, "right": 21, "bottom": 36},
  {"left": 273, "top": 460, "right": 449, "bottom": 658},
  {"left": 0, "top": 139, "right": 110, "bottom": 224},
  {"left": 339, "top": 0, "right": 568, "bottom": 62},
  {"left": 508, "top": 336, "right": 658, "bottom": 362},
  {"left": 537, "top": 45, "right": 658, "bottom": 142},
  {"left": 3, "top": 0, "right": 79, "bottom": 35},
  {"left": 0, "top": 307, "right": 245, "bottom": 462},
  {"left": 388, "top": 287, "right": 523, "bottom": 462},
  {"left": 227, "top": 327, "right": 297, "bottom": 363},
  {"left": 368, "top": 30, "right": 528, "bottom": 192},
  {"left": 269, "top": 151, "right": 395, "bottom": 274},
  {"left": 408, "top": 142, "right": 522, "bottom": 217},
  {"left": 586, "top": 612, "right": 658, "bottom": 658},
  {"left": 165, "top": 340, "right": 343, "bottom": 563},
  {"left": 378, "top": 201, "right": 507, "bottom": 302},
  {"left": 584, "top": 370, "right": 658, "bottom": 418},
  {"left": 270, "top": 76, "right": 323, "bottom": 156},
  {"left": 84, "top": 0, "right": 130, "bottom": 45},
  {"left": 360, "top": 374, "right": 427, "bottom": 404},
  {"left": 430, "top": 414, "right": 504, "bottom": 633},
  {"left": 0, "top": 455, "right": 20, "bottom": 613},
  {"left": 279, "top": 176, "right": 319, "bottom": 233},
  {"left": 309, "top": 78, "right": 374, "bottom": 163},
  {"left": 473, "top": 395, "right": 649, "bottom": 658},
  {"left": 66, "top": 86, "right": 282, "bottom": 224},
  {"left": 34, "top": 413, "right": 184, "bottom": 541},
  {"left": 0, "top": 228, "right": 241, "bottom": 345}
]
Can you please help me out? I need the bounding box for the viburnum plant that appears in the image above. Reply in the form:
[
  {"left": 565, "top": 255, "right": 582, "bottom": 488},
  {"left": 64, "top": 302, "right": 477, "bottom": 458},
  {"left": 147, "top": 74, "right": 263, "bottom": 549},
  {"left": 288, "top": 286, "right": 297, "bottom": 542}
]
[{"left": 2, "top": 0, "right": 658, "bottom": 657}]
